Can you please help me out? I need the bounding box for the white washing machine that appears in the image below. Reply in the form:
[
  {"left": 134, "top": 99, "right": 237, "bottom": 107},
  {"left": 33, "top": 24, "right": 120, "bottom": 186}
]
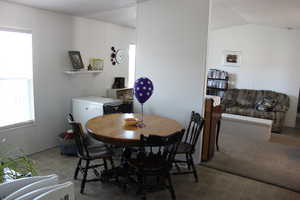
[{"left": 72, "top": 96, "right": 122, "bottom": 131}]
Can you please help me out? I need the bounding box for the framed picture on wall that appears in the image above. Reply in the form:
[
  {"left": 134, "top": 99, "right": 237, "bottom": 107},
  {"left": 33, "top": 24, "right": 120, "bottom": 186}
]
[
  {"left": 222, "top": 50, "right": 242, "bottom": 67},
  {"left": 68, "top": 51, "right": 84, "bottom": 70}
]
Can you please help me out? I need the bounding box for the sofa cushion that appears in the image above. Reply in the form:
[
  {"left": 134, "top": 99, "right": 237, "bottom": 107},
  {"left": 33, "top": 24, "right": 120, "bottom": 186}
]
[
  {"left": 225, "top": 107, "right": 275, "bottom": 120},
  {"left": 256, "top": 90, "right": 289, "bottom": 112},
  {"left": 255, "top": 96, "right": 277, "bottom": 112},
  {"left": 236, "top": 89, "right": 257, "bottom": 107}
]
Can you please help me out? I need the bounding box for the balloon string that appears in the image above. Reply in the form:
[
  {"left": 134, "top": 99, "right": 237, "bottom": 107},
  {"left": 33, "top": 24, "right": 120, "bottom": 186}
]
[{"left": 141, "top": 103, "right": 144, "bottom": 123}]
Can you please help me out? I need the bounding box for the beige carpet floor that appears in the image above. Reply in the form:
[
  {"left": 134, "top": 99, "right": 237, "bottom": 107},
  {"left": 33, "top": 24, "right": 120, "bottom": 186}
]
[
  {"left": 31, "top": 148, "right": 300, "bottom": 200},
  {"left": 204, "top": 119, "right": 300, "bottom": 192}
]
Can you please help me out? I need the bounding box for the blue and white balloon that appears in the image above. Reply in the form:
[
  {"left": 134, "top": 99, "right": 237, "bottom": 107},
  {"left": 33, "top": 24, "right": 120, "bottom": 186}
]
[{"left": 134, "top": 77, "right": 154, "bottom": 104}]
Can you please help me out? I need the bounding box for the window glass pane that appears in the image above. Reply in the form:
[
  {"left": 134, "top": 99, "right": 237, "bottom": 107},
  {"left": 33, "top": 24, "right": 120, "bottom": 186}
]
[
  {"left": 0, "top": 29, "right": 34, "bottom": 128},
  {"left": 0, "top": 30, "right": 32, "bottom": 78},
  {"left": 128, "top": 44, "right": 136, "bottom": 88}
]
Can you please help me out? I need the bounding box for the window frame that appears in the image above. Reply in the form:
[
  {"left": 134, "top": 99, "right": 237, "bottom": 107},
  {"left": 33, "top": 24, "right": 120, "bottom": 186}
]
[{"left": 0, "top": 27, "right": 36, "bottom": 132}]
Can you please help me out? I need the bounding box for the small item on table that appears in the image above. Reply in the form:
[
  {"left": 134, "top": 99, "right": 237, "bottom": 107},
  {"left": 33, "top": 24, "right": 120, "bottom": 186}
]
[
  {"left": 136, "top": 121, "right": 146, "bottom": 128},
  {"left": 124, "top": 118, "right": 139, "bottom": 127}
]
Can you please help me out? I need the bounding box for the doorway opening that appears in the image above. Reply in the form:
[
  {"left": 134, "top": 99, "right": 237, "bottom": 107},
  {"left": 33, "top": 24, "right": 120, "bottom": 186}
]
[
  {"left": 128, "top": 44, "right": 136, "bottom": 88},
  {"left": 203, "top": 0, "right": 300, "bottom": 193},
  {"left": 296, "top": 88, "right": 300, "bottom": 129}
]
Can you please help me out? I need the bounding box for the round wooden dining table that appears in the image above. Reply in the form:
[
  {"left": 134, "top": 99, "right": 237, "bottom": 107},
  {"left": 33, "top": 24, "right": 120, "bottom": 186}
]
[{"left": 86, "top": 113, "right": 183, "bottom": 145}]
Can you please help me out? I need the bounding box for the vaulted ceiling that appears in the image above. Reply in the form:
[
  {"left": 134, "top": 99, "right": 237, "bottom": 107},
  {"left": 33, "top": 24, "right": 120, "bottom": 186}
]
[
  {"left": 211, "top": 0, "right": 300, "bottom": 30},
  {"left": 4, "top": 0, "right": 300, "bottom": 30},
  {"left": 4, "top": 0, "right": 145, "bottom": 28}
]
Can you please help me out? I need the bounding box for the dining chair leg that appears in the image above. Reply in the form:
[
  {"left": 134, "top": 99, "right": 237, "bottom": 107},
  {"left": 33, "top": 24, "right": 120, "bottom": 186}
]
[
  {"left": 166, "top": 173, "right": 176, "bottom": 200},
  {"left": 174, "top": 163, "right": 181, "bottom": 172},
  {"left": 216, "top": 119, "right": 221, "bottom": 151},
  {"left": 81, "top": 160, "right": 90, "bottom": 194},
  {"left": 141, "top": 176, "right": 146, "bottom": 200},
  {"left": 189, "top": 154, "right": 198, "bottom": 182},
  {"left": 109, "top": 158, "right": 119, "bottom": 182},
  {"left": 103, "top": 158, "right": 108, "bottom": 171},
  {"left": 109, "top": 158, "right": 115, "bottom": 169},
  {"left": 74, "top": 158, "right": 82, "bottom": 180},
  {"left": 136, "top": 176, "right": 141, "bottom": 195},
  {"left": 136, "top": 174, "right": 146, "bottom": 199},
  {"left": 185, "top": 153, "right": 191, "bottom": 170},
  {"left": 156, "top": 176, "right": 160, "bottom": 184}
]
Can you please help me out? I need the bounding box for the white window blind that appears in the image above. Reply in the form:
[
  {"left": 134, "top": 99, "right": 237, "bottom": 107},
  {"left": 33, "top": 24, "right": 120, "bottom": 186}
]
[{"left": 0, "top": 29, "right": 35, "bottom": 128}]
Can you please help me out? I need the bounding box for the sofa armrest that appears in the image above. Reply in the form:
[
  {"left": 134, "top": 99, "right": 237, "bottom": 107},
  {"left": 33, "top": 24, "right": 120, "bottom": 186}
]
[{"left": 274, "top": 95, "right": 290, "bottom": 112}]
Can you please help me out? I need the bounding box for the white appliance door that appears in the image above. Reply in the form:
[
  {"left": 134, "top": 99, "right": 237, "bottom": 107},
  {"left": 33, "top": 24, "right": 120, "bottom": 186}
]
[{"left": 72, "top": 101, "right": 103, "bottom": 131}]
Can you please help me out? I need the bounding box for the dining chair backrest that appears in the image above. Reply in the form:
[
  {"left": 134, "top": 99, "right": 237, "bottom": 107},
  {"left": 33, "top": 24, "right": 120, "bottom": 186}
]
[
  {"left": 67, "top": 114, "right": 89, "bottom": 158},
  {"left": 138, "top": 130, "right": 184, "bottom": 169},
  {"left": 184, "top": 111, "right": 204, "bottom": 153}
]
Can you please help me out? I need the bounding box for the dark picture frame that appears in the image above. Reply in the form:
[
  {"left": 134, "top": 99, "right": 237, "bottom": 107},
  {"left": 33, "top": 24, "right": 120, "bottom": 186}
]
[
  {"left": 222, "top": 50, "right": 241, "bottom": 67},
  {"left": 68, "top": 51, "right": 84, "bottom": 70},
  {"left": 226, "top": 54, "right": 238, "bottom": 63}
]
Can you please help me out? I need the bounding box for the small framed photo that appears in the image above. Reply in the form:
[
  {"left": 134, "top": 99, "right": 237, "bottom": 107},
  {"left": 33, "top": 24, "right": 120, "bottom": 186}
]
[
  {"left": 222, "top": 50, "right": 241, "bottom": 67},
  {"left": 69, "top": 51, "right": 84, "bottom": 70}
]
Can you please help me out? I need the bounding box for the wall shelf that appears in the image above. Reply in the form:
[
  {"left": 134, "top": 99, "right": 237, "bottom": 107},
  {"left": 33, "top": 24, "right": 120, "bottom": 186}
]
[{"left": 63, "top": 70, "right": 102, "bottom": 75}]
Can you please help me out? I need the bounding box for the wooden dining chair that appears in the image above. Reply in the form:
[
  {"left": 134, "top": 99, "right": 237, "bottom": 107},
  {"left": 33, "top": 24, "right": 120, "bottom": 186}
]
[
  {"left": 67, "top": 115, "right": 115, "bottom": 194},
  {"left": 172, "top": 111, "right": 204, "bottom": 182},
  {"left": 128, "top": 130, "right": 184, "bottom": 200}
]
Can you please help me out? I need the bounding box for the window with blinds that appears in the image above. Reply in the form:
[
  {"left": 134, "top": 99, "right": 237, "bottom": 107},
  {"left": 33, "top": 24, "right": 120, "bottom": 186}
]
[{"left": 0, "top": 29, "right": 35, "bottom": 129}]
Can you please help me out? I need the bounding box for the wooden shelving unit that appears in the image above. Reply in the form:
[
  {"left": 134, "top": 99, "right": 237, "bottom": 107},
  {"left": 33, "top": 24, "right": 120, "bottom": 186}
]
[
  {"left": 207, "top": 86, "right": 227, "bottom": 90},
  {"left": 206, "top": 70, "right": 229, "bottom": 98}
]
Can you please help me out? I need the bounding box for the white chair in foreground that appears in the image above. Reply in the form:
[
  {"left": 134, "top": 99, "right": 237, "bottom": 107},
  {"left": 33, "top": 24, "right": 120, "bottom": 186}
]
[
  {"left": 14, "top": 181, "right": 74, "bottom": 200},
  {"left": 3, "top": 174, "right": 58, "bottom": 200},
  {"left": 0, "top": 174, "right": 58, "bottom": 199}
]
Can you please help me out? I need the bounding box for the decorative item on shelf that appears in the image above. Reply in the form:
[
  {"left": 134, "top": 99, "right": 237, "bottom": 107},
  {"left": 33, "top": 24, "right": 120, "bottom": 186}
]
[
  {"left": 89, "top": 58, "right": 104, "bottom": 71},
  {"left": 112, "top": 77, "right": 125, "bottom": 89},
  {"left": 134, "top": 77, "right": 154, "bottom": 127},
  {"left": 222, "top": 50, "right": 242, "bottom": 67},
  {"left": 68, "top": 51, "right": 84, "bottom": 70},
  {"left": 110, "top": 46, "right": 125, "bottom": 65}
]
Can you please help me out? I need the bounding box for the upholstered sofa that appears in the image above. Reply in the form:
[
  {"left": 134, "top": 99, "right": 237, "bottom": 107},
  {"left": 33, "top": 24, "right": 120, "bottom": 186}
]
[{"left": 221, "top": 89, "right": 290, "bottom": 133}]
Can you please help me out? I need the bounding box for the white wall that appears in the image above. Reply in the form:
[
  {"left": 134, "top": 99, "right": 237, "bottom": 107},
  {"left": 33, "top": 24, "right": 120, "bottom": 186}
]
[
  {"left": 136, "top": 0, "right": 209, "bottom": 161},
  {"left": 207, "top": 24, "right": 300, "bottom": 127},
  {"left": 0, "top": 1, "right": 135, "bottom": 154},
  {"left": 72, "top": 17, "right": 135, "bottom": 91}
]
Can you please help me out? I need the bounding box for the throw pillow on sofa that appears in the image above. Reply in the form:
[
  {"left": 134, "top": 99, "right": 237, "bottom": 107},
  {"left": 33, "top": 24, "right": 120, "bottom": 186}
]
[{"left": 256, "top": 97, "right": 277, "bottom": 112}]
